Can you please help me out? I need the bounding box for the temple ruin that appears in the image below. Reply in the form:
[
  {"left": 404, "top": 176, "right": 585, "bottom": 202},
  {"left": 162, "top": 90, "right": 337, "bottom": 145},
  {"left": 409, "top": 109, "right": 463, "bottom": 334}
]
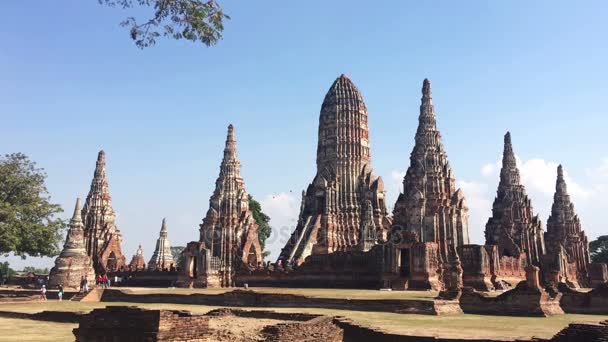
[
  {"left": 485, "top": 133, "right": 545, "bottom": 266},
  {"left": 178, "top": 124, "right": 263, "bottom": 287},
  {"left": 391, "top": 78, "right": 469, "bottom": 292},
  {"left": 49, "top": 198, "right": 95, "bottom": 289},
  {"left": 82, "top": 150, "right": 126, "bottom": 273},
  {"left": 278, "top": 74, "right": 391, "bottom": 266},
  {"left": 543, "top": 165, "right": 591, "bottom": 286},
  {"left": 147, "top": 218, "right": 174, "bottom": 271},
  {"left": 129, "top": 245, "right": 146, "bottom": 271}
]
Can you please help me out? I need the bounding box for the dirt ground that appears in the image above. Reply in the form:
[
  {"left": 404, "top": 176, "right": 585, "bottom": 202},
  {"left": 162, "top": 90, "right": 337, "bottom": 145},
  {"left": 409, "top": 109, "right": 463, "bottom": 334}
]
[{"left": 208, "top": 316, "right": 286, "bottom": 341}]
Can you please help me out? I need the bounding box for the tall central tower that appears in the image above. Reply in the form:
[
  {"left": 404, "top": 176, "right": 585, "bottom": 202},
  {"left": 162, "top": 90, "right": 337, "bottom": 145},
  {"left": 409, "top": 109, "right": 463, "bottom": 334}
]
[
  {"left": 393, "top": 79, "right": 470, "bottom": 262},
  {"left": 279, "top": 75, "right": 390, "bottom": 265}
]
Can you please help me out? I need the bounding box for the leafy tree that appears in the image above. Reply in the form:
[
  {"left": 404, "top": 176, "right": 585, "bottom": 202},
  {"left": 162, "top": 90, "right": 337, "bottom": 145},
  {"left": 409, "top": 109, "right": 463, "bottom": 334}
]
[
  {"left": 170, "top": 246, "right": 185, "bottom": 266},
  {"left": 22, "top": 266, "right": 50, "bottom": 275},
  {"left": 99, "top": 0, "right": 230, "bottom": 48},
  {"left": 0, "top": 262, "right": 17, "bottom": 283},
  {"left": 590, "top": 235, "right": 608, "bottom": 263},
  {"left": 0, "top": 153, "right": 66, "bottom": 258},
  {"left": 248, "top": 195, "right": 271, "bottom": 253}
]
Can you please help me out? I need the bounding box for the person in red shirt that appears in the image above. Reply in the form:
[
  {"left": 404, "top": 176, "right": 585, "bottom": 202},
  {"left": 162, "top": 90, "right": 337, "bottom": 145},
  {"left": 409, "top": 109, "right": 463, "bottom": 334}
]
[{"left": 102, "top": 274, "right": 108, "bottom": 289}]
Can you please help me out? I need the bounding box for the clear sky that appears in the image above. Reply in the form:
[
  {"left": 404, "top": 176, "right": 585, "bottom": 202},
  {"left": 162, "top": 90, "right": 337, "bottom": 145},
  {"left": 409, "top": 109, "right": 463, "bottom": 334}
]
[{"left": 1, "top": 1, "right": 607, "bottom": 269}]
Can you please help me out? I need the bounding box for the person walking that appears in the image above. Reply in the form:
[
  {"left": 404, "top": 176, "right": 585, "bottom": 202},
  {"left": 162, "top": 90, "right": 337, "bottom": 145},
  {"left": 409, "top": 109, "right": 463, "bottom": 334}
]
[
  {"left": 96, "top": 275, "right": 102, "bottom": 287},
  {"left": 40, "top": 285, "right": 47, "bottom": 301},
  {"left": 80, "top": 277, "right": 89, "bottom": 293},
  {"left": 57, "top": 284, "right": 63, "bottom": 301},
  {"left": 102, "top": 274, "right": 108, "bottom": 289}
]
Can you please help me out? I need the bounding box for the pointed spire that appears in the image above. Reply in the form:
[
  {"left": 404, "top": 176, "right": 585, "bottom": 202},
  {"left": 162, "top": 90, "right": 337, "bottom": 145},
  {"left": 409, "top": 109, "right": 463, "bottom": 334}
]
[
  {"left": 59, "top": 198, "right": 87, "bottom": 256},
  {"left": 147, "top": 218, "right": 173, "bottom": 271},
  {"left": 555, "top": 164, "right": 568, "bottom": 195},
  {"left": 502, "top": 132, "right": 516, "bottom": 165},
  {"left": 137, "top": 245, "right": 143, "bottom": 255},
  {"left": 223, "top": 124, "right": 238, "bottom": 162},
  {"left": 417, "top": 78, "right": 437, "bottom": 131},
  {"left": 498, "top": 131, "right": 520, "bottom": 187},
  {"left": 422, "top": 78, "right": 432, "bottom": 98},
  {"left": 97, "top": 150, "right": 105, "bottom": 163},
  {"left": 159, "top": 218, "right": 168, "bottom": 238},
  {"left": 71, "top": 198, "right": 82, "bottom": 224}
]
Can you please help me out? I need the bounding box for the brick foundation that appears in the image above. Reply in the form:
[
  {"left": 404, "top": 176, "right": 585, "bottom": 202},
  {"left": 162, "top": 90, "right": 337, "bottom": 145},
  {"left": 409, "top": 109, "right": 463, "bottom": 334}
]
[{"left": 73, "top": 306, "right": 210, "bottom": 341}]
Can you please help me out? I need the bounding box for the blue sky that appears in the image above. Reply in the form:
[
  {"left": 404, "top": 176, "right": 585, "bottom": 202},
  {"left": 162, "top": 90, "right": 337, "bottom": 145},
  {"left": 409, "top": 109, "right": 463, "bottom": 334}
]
[{"left": 1, "top": 1, "right": 608, "bottom": 269}]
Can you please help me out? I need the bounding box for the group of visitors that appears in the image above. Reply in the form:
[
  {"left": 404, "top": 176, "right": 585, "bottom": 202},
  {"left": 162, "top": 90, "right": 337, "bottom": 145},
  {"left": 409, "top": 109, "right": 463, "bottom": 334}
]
[{"left": 96, "top": 274, "right": 111, "bottom": 288}]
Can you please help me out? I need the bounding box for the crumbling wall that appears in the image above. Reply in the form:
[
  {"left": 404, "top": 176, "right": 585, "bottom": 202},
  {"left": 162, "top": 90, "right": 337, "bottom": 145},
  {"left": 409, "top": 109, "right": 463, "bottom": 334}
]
[
  {"left": 261, "top": 316, "right": 343, "bottom": 342},
  {"left": 73, "top": 306, "right": 210, "bottom": 342}
]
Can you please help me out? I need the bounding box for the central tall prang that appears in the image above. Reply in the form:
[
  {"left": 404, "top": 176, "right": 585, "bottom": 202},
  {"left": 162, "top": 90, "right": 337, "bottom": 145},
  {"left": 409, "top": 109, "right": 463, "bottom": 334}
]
[
  {"left": 279, "top": 74, "right": 390, "bottom": 265},
  {"left": 392, "top": 79, "right": 470, "bottom": 262}
]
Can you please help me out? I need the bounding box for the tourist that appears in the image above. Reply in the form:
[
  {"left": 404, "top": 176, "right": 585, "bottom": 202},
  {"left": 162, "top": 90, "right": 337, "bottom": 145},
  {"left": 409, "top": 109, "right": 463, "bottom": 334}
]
[
  {"left": 80, "top": 277, "right": 87, "bottom": 293},
  {"left": 114, "top": 275, "right": 118, "bottom": 286},
  {"left": 40, "top": 285, "right": 47, "bottom": 301},
  {"left": 57, "top": 284, "right": 63, "bottom": 301},
  {"left": 102, "top": 274, "right": 109, "bottom": 289},
  {"left": 96, "top": 274, "right": 102, "bottom": 286}
]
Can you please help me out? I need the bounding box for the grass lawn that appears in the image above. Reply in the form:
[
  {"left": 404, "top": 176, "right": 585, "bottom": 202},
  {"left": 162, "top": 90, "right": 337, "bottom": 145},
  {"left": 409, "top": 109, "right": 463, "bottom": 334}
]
[
  {"left": 1, "top": 301, "right": 608, "bottom": 341},
  {"left": 119, "top": 286, "right": 440, "bottom": 301}
]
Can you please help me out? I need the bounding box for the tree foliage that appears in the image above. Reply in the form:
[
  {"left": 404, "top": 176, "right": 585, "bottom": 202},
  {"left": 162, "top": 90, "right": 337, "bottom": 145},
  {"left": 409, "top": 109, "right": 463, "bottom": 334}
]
[
  {"left": 0, "top": 262, "right": 17, "bottom": 281},
  {"left": 170, "top": 246, "right": 185, "bottom": 266},
  {"left": 0, "top": 153, "right": 66, "bottom": 258},
  {"left": 248, "top": 195, "right": 271, "bottom": 252},
  {"left": 590, "top": 235, "right": 608, "bottom": 263},
  {"left": 22, "top": 266, "right": 50, "bottom": 275},
  {"left": 99, "top": 0, "right": 230, "bottom": 48}
]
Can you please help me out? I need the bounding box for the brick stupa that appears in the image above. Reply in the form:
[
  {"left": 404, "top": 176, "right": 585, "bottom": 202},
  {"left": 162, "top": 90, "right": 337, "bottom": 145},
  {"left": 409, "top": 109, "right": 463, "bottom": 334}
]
[
  {"left": 129, "top": 245, "right": 146, "bottom": 271},
  {"left": 49, "top": 198, "right": 95, "bottom": 289}
]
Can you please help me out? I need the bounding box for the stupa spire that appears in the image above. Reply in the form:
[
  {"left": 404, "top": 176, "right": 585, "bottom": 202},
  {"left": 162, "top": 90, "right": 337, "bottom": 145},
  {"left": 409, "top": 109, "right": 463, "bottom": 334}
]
[
  {"left": 147, "top": 218, "right": 174, "bottom": 271},
  {"left": 545, "top": 164, "right": 590, "bottom": 284},
  {"left": 486, "top": 132, "right": 545, "bottom": 266},
  {"left": 223, "top": 124, "right": 237, "bottom": 161},
  {"left": 71, "top": 198, "right": 83, "bottom": 226},
  {"left": 160, "top": 217, "right": 167, "bottom": 237},
  {"left": 48, "top": 198, "right": 95, "bottom": 289},
  {"left": 197, "top": 124, "right": 263, "bottom": 286},
  {"left": 394, "top": 78, "right": 470, "bottom": 263},
  {"left": 82, "top": 150, "right": 126, "bottom": 273}
]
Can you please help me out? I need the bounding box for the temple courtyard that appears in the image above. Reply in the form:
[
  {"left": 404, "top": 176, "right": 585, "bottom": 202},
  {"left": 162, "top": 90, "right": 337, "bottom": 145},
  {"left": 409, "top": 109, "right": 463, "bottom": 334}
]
[{"left": 0, "top": 287, "right": 606, "bottom": 341}]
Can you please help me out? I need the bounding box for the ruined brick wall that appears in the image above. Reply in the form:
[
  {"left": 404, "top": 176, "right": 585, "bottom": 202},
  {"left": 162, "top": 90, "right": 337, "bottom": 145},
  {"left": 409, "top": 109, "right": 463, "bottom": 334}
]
[
  {"left": 459, "top": 282, "right": 563, "bottom": 317},
  {"left": 261, "top": 316, "right": 343, "bottom": 342},
  {"left": 589, "top": 263, "right": 608, "bottom": 287},
  {"left": 73, "top": 306, "right": 210, "bottom": 341},
  {"left": 459, "top": 245, "right": 493, "bottom": 291},
  {"left": 101, "top": 289, "right": 439, "bottom": 315},
  {"left": 549, "top": 321, "right": 608, "bottom": 341},
  {"left": 496, "top": 253, "right": 526, "bottom": 280},
  {"left": 237, "top": 245, "right": 386, "bottom": 289},
  {"left": 560, "top": 283, "right": 608, "bottom": 315}
]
